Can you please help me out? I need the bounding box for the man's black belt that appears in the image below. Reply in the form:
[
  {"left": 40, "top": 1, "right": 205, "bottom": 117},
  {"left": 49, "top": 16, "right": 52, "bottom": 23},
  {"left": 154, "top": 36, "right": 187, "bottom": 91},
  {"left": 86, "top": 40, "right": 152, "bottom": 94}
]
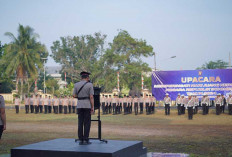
[{"left": 78, "top": 97, "right": 90, "bottom": 100}]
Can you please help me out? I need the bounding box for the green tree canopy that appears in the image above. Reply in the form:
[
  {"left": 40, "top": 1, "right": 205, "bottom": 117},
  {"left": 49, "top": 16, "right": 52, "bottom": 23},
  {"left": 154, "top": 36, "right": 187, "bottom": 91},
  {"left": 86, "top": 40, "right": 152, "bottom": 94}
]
[
  {"left": 102, "top": 30, "right": 153, "bottom": 92},
  {"left": 51, "top": 32, "right": 106, "bottom": 83},
  {"left": 51, "top": 30, "right": 153, "bottom": 93},
  {"left": 0, "top": 24, "right": 48, "bottom": 96},
  {"left": 197, "top": 60, "right": 228, "bottom": 69}
]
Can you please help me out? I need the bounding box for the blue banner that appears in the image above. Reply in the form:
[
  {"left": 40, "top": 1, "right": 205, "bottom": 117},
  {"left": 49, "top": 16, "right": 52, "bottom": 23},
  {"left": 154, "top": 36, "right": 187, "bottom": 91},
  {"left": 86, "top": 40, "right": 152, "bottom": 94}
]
[{"left": 152, "top": 69, "right": 232, "bottom": 100}]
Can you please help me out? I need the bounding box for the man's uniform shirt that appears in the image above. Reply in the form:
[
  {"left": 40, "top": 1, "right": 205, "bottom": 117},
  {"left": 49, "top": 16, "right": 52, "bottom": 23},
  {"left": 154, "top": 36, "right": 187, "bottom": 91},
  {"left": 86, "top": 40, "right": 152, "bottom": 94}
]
[
  {"left": 73, "top": 80, "right": 94, "bottom": 109},
  {"left": 133, "top": 97, "right": 139, "bottom": 104},
  {"left": 63, "top": 98, "right": 69, "bottom": 106},
  {"left": 215, "top": 97, "right": 222, "bottom": 106},
  {"left": 139, "top": 97, "right": 144, "bottom": 105},
  {"left": 194, "top": 97, "right": 199, "bottom": 107},
  {"left": 25, "top": 97, "right": 30, "bottom": 105},
  {"left": 186, "top": 98, "right": 195, "bottom": 108},
  {"left": 144, "top": 97, "right": 150, "bottom": 104},
  {"left": 15, "top": 98, "right": 20, "bottom": 106},
  {"left": 181, "top": 97, "right": 185, "bottom": 106},
  {"left": 43, "top": 98, "right": 49, "bottom": 105},
  {"left": 30, "top": 97, "right": 33, "bottom": 105},
  {"left": 227, "top": 97, "right": 232, "bottom": 105},
  {"left": 201, "top": 96, "right": 209, "bottom": 106},
  {"left": 176, "top": 96, "right": 182, "bottom": 106},
  {"left": 100, "top": 96, "right": 105, "bottom": 104},
  {"left": 111, "top": 97, "right": 118, "bottom": 104},
  {"left": 48, "top": 98, "right": 52, "bottom": 106},
  {"left": 53, "top": 98, "right": 59, "bottom": 106},
  {"left": 164, "top": 97, "right": 171, "bottom": 106},
  {"left": 39, "top": 97, "right": 43, "bottom": 106},
  {"left": 72, "top": 98, "right": 78, "bottom": 107},
  {"left": 122, "top": 97, "right": 127, "bottom": 104}
]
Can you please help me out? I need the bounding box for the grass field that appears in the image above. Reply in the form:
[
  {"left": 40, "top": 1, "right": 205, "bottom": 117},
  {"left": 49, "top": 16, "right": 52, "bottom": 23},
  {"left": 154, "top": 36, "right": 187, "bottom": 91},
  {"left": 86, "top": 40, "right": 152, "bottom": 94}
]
[{"left": 1, "top": 108, "right": 232, "bottom": 157}]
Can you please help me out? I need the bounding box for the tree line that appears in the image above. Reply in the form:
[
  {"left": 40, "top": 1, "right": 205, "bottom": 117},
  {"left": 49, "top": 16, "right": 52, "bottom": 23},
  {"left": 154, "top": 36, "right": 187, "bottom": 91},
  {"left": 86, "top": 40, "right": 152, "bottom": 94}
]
[
  {"left": 0, "top": 25, "right": 154, "bottom": 97},
  {"left": 0, "top": 24, "right": 229, "bottom": 97}
]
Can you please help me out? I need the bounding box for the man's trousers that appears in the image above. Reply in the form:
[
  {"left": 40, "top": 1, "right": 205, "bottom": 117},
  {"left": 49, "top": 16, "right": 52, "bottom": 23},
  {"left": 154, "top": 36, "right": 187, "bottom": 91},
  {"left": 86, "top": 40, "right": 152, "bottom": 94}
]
[
  {"left": 140, "top": 103, "right": 143, "bottom": 114},
  {"left": 202, "top": 103, "right": 207, "bottom": 115},
  {"left": 25, "top": 105, "right": 29, "bottom": 114},
  {"left": 187, "top": 107, "right": 193, "bottom": 120},
  {"left": 165, "top": 104, "right": 170, "bottom": 115},
  {"left": 228, "top": 104, "right": 232, "bottom": 115},
  {"left": 77, "top": 108, "right": 91, "bottom": 142},
  {"left": 216, "top": 104, "right": 221, "bottom": 115},
  {"left": 44, "top": 105, "right": 48, "bottom": 114},
  {"left": 64, "top": 106, "right": 68, "bottom": 114},
  {"left": 30, "top": 105, "right": 34, "bottom": 113},
  {"left": 15, "top": 105, "right": 19, "bottom": 114},
  {"left": 134, "top": 103, "right": 138, "bottom": 115},
  {"left": 177, "top": 104, "right": 181, "bottom": 115}
]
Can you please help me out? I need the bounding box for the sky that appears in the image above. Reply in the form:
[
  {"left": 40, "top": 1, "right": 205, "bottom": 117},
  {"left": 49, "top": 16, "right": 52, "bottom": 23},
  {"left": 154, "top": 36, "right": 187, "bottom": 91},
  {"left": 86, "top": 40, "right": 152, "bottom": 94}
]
[{"left": 0, "top": 0, "right": 231, "bottom": 71}]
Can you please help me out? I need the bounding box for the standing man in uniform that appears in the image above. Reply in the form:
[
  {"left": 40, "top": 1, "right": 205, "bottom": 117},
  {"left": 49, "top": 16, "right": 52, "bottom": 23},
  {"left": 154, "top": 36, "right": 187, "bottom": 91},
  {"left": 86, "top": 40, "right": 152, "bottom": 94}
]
[
  {"left": 176, "top": 93, "right": 182, "bottom": 115},
  {"left": 133, "top": 94, "right": 139, "bottom": 115},
  {"left": 101, "top": 94, "right": 105, "bottom": 115},
  {"left": 119, "top": 95, "right": 123, "bottom": 114},
  {"left": 68, "top": 96, "right": 72, "bottom": 114},
  {"left": 206, "top": 94, "right": 210, "bottom": 114},
  {"left": 123, "top": 95, "right": 128, "bottom": 115},
  {"left": 221, "top": 94, "right": 226, "bottom": 113},
  {"left": 227, "top": 93, "right": 232, "bottom": 115},
  {"left": 193, "top": 95, "right": 199, "bottom": 114},
  {"left": 15, "top": 95, "right": 20, "bottom": 114},
  {"left": 43, "top": 95, "right": 49, "bottom": 114},
  {"left": 112, "top": 94, "right": 117, "bottom": 115},
  {"left": 201, "top": 94, "right": 207, "bottom": 115},
  {"left": 186, "top": 94, "right": 195, "bottom": 120},
  {"left": 144, "top": 94, "right": 150, "bottom": 115},
  {"left": 48, "top": 96, "right": 52, "bottom": 113},
  {"left": 151, "top": 94, "right": 156, "bottom": 114},
  {"left": 73, "top": 71, "right": 94, "bottom": 145},
  {"left": 149, "top": 95, "right": 153, "bottom": 114},
  {"left": 24, "top": 95, "right": 30, "bottom": 114},
  {"left": 139, "top": 94, "right": 144, "bottom": 114},
  {"left": 105, "top": 95, "right": 109, "bottom": 114},
  {"left": 181, "top": 95, "right": 186, "bottom": 114},
  {"left": 129, "top": 95, "right": 133, "bottom": 114},
  {"left": 53, "top": 96, "right": 59, "bottom": 114},
  {"left": 63, "top": 96, "right": 69, "bottom": 114},
  {"left": 72, "top": 97, "right": 78, "bottom": 114},
  {"left": 59, "top": 96, "right": 63, "bottom": 114},
  {"left": 39, "top": 95, "right": 43, "bottom": 113},
  {"left": 215, "top": 93, "right": 222, "bottom": 115},
  {"left": 30, "top": 95, "right": 34, "bottom": 113},
  {"left": 33, "top": 95, "right": 38, "bottom": 114},
  {"left": 164, "top": 93, "right": 171, "bottom": 115},
  {"left": 0, "top": 84, "right": 6, "bottom": 140},
  {"left": 108, "top": 95, "right": 112, "bottom": 114}
]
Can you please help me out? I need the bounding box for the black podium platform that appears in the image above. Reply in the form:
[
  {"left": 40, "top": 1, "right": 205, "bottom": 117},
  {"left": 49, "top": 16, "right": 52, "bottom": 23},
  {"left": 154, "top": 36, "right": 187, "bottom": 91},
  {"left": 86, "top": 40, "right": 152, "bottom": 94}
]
[{"left": 11, "top": 138, "right": 147, "bottom": 157}]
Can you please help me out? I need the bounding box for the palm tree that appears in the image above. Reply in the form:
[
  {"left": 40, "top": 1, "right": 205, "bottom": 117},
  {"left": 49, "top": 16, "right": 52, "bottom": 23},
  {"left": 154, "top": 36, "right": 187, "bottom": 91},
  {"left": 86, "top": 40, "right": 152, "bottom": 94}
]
[{"left": 1, "top": 24, "right": 48, "bottom": 99}]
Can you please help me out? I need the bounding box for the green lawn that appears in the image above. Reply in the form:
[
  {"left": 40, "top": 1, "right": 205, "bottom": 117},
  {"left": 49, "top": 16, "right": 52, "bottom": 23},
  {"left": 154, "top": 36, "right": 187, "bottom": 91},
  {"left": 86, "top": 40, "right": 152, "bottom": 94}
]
[{"left": 1, "top": 109, "right": 232, "bottom": 157}]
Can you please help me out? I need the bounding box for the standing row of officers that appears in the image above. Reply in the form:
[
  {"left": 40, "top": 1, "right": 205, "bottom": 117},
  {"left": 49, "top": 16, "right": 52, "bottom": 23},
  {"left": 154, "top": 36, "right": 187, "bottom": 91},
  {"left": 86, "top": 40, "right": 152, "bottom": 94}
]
[
  {"left": 14, "top": 93, "right": 232, "bottom": 120},
  {"left": 14, "top": 95, "right": 78, "bottom": 114},
  {"left": 100, "top": 93, "right": 232, "bottom": 120},
  {"left": 100, "top": 94, "right": 156, "bottom": 115}
]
